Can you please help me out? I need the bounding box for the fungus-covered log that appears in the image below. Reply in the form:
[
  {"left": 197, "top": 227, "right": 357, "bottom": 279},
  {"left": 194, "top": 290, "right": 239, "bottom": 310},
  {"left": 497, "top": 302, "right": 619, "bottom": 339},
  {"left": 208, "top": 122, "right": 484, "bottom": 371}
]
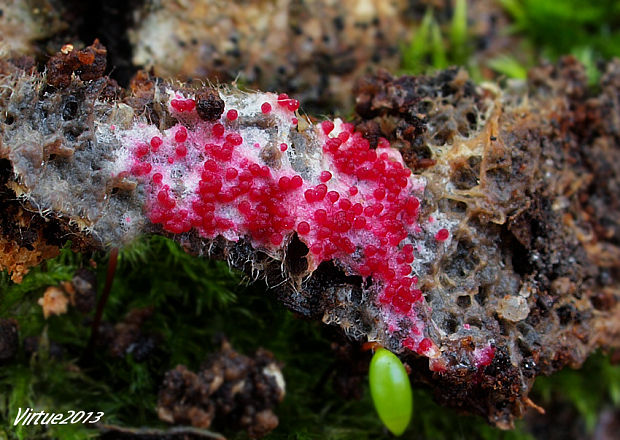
[{"left": 0, "top": 43, "right": 619, "bottom": 428}]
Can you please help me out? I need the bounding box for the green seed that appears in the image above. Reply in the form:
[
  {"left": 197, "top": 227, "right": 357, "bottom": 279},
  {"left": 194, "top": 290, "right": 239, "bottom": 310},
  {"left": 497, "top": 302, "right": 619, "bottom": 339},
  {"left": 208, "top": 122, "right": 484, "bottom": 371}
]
[{"left": 369, "top": 348, "right": 413, "bottom": 436}]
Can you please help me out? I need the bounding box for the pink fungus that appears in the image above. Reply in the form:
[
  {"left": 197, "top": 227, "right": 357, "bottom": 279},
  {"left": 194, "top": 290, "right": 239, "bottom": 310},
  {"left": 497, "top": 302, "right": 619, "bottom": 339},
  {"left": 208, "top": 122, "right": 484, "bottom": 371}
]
[
  {"left": 435, "top": 228, "right": 449, "bottom": 241},
  {"left": 297, "top": 221, "right": 310, "bottom": 235},
  {"left": 212, "top": 123, "right": 225, "bottom": 137},
  {"left": 135, "top": 143, "right": 150, "bottom": 158},
  {"left": 226, "top": 133, "right": 243, "bottom": 146},
  {"left": 261, "top": 102, "right": 272, "bottom": 113},
  {"left": 290, "top": 175, "right": 303, "bottom": 188},
  {"left": 175, "top": 144, "right": 187, "bottom": 157},
  {"left": 226, "top": 109, "right": 238, "bottom": 121},
  {"left": 175, "top": 127, "right": 188, "bottom": 143},
  {"left": 150, "top": 136, "right": 163, "bottom": 151},
  {"left": 225, "top": 168, "right": 238, "bottom": 180},
  {"left": 319, "top": 171, "right": 332, "bottom": 182},
  {"left": 321, "top": 121, "right": 334, "bottom": 135},
  {"left": 280, "top": 143, "right": 288, "bottom": 152}
]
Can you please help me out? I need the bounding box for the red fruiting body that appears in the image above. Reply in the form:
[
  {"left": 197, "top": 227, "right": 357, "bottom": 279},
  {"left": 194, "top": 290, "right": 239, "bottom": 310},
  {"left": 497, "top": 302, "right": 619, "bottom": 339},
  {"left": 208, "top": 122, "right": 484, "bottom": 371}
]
[
  {"left": 175, "top": 127, "right": 188, "bottom": 143},
  {"left": 150, "top": 136, "right": 163, "bottom": 151},
  {"left": 321, "top": 121, "right": 334, "bottom": 135},
  {"left": 435, "top": 228, "right": 449, "bottom": 241},
  {"left": 122, "top": 91, "right": 446, "bottom": 357},
  {"left": 320, "top": 171, "right": 332, "bottom": 182},
  {"left": 212, "top": 123, "right": 225, "bottom": 137}
]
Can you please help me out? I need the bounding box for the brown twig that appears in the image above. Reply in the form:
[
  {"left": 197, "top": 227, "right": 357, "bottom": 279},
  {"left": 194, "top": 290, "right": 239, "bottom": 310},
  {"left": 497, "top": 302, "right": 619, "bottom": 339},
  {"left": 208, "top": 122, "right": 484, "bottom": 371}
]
[{"left": 86, "top": 247, "right": 119, "bottom": 353}]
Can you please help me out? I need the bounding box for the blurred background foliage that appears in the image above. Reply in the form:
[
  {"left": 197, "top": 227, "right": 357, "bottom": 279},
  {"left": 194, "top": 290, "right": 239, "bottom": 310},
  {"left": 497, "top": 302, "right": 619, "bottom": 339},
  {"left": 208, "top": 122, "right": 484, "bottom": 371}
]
[
  {"left": 402, "top": 0, "right": 620, "bottom": 85},
  {"left": 2, "top": 0, "right": 620, "bottom": 438}
]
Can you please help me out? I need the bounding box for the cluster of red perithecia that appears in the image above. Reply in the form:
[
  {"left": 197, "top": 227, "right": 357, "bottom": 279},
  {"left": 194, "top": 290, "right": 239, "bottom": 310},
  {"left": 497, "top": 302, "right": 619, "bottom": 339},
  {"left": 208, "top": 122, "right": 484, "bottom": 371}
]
[{"left": 118, "top": 90, "right": 453, "bottom": 356}]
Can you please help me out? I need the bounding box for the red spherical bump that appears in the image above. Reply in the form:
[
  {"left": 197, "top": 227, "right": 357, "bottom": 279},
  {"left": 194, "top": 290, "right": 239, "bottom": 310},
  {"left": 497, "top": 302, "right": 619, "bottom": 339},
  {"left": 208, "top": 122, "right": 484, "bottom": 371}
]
[
  {"left": 261, "top": 102, "right": 272, "bottom": 114},
  {"left": 365, "top": 245, "right": 378, "bottom": 257},
  {"left": 175, "top": 144, "right": 187, "bottom": 157},
  {"left": 280, "top": 143, "right": 288, "bottom": 152},
  {"left": 249, "top": 163, "right": 262, "bottom": 176},
  {"left": 135, "top": 143, "right": 150, "bottom": 158},
  {"left": 226, "top": 109, "right": 238, "bottom": 121},
  {"left": 342, "top": 237, "right": 355, "bottom": 254},
  {"left": 325, "top": 138, "right": 342, "bottom": 153},
  {"left": 184, "top": 99, "right": 196, "bottom": 112},
  {"left": 316, "top": 226, "right": 330, "bottom": 239},
  {"left": 310, "top": 243, "right": 322, "bottom": 255},
  {"left": 238, "top": 200, "right": 252, "bottom": 216},
  {"left": 297, "top": 221, "right": 310, "bottom": 235},
  {"left": 170, "top": 99, "right": 184, "bottom": 112},
  {"left": 212, "top": 123, "right": 225, "bottom": 137},
  {"left": 405, "top": 197, "right": 420, "bottom": 215},
  {"left": 226, "top": 132, "right": 243, "bottom": 146},
  {"left": 391, "top": 295, "right": 411, "bottom": 314},
  {"left": 359, "top": 265, "right": 371, "bottom": 277},
  {"left": 377, "top": 137, "right": 391, "bottom": 149},
  {"left": 130, "top": 163, "right": 142, "bottom": 176},
  {"left": 373, "top": 188, "right": 386, "bottom": 200},
  {"left": 304, "top": 189, "right": 316, "bottom": 203},
  {"left": 315, "top": 184, "right": 327, "bottom": 200},
  {"left": 152, "top": 172, "right": 163, "bottom": 185},
  {"left": 215, "top": 143, "right": 233, "bottom": 162},
  {"left": 349, "top": 186, "right": 358, "bottom": 196},
  {"left": 287, "top": 99, "right": 300, "bottom": 112},
  {"left": 417, "top": 338, "right": 433, "bottom": 354},
  {"left": 350, "top": 203, "right": 362, "bottom": 216},
  {"left": 291, "top": 117, "right": 298, "bottom": 125},
  {"left": 291, "top": 175, "right": 303, "bottom": 188},
  {"left": 149, "top": 208, "right": 165, "bottom": 224},
  {"left": 435, "top": 228, "right": 450, "bottom": 241},
  {"left": 339, "top": 199, "right": 352, "bottom": 210},
  {"left": 174, "top": 126, "right": 188, "bottom": 143},
  {"left": 259, "top": 166, "right": 271, "bottom": 178},
  {"left": 314, "top": 209, "right": 328, "bottom": 224},
  {"left": 270, "top": 232, "right": 283, "bottom": 246},
  {"left": 204, "top": 159, "right": 218, "bottom": 172},
  {"left": 399, "top": 265, "right": 412, "bottom": 276},
  {"left": 281, "top": 216, "right": 295, "bottom": 229},
  {"left": 353, "top": 217, "right": 366, "bottom": 229},
  {"left": 321, "top": 121, "right": 335, "bottom": 135},
  {"left": 278, "top": 176, "right": 291, "bottom": 190},
  {"left": 150, "top": 136, "right": 163, "bottom": 151},
  {"left": 327, "top": 191, "right": 340, "bottom": 204},
  {"left": 239, "top": 171, "right": 253, "bottom": 182},
  {"left": 320, "top": 171, "right": 332, "bottom": 182},
  {"left": 337, "top": 131, "right": 350, "bottom": 143},
  {"left": 167, "top": 157, "right": 175, "bottom": 164},
  {"left": 225, "top": 168, "right": 239, "bottom": 180},
  {"left": 217, "top": 190, "right": 235, "bottom": 203}
]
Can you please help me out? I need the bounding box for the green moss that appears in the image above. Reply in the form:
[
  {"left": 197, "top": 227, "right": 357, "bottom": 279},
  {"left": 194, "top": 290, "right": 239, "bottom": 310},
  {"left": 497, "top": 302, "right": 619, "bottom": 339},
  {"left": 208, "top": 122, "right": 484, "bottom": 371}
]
[{"left": 2, "top": 238, "right": 618, "bottom": 439}]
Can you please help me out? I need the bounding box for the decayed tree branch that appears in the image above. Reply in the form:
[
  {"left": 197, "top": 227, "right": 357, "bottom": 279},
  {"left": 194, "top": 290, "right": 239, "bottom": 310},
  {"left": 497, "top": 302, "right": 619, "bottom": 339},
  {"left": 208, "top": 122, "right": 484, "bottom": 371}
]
[{"left": 0, "top": 43, "right": 619, "bottom": 427}]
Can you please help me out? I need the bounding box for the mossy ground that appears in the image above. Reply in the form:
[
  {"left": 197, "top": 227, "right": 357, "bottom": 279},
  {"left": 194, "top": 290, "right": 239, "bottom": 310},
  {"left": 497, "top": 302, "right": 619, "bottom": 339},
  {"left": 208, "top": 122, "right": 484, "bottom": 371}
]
[{"left": 0, "top": 238, "right": 618, "bottom": 439}]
